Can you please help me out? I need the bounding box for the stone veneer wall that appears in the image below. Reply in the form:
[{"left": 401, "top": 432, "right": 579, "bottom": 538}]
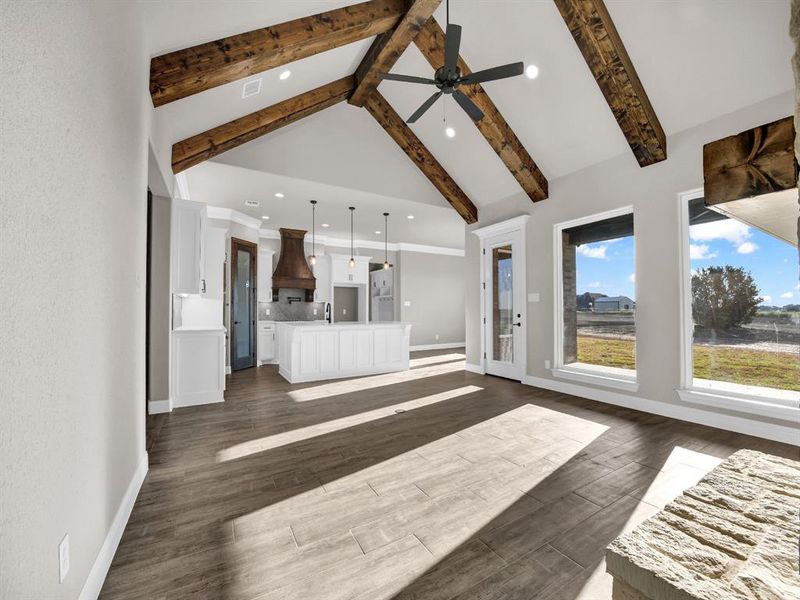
[{"left": 562, "top": 232, "right": 578, "bottom": 364}]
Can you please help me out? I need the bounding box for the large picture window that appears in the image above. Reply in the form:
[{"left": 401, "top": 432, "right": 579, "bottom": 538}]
[
  {"left": 556, "top": 209, "right": 636, "bottom": 381},
  {"left": 685, "top": 197, "right": 799, "bottom": 394}
]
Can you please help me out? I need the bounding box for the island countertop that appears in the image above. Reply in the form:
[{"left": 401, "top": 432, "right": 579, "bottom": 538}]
[{"left": 277, "top": 321, "right": 412, "bottom": 383}]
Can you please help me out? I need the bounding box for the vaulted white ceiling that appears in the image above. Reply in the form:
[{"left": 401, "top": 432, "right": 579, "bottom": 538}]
[{"left": 146, "top": 0, "right": 794, "bottom": 242}]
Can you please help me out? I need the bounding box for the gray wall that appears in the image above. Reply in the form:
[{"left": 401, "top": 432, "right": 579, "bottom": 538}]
[
  {"left": 333, "top": 287, "right": 359, "bottom": 321},
  {"left": 464, "top": 91, "right": 794, "bottom": 429},
  {"left": 0, "top": 2, "right": 149, "bottom": 598},
  {"left": 148, "top": 196, "right": 172, "bottom": 403},
  {"left": 399, "top": 251, "right": 466, "bottom": 347}
]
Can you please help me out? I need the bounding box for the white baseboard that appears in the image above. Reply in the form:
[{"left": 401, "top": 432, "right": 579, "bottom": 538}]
[
  {"left": 465, "top": 362, "right": 485, "bottom": 375},
  {"left": 147, "top": 398, "right": 172, "bottom": 414},
  {"left": 79, "top": 452, "right": 148, "bottom": 600},
  {"left": 524, "top": 375, "right": 798, "bottom": 446},
  {"left": 410, "top": 342, "right": 466, "bottom": 351}
]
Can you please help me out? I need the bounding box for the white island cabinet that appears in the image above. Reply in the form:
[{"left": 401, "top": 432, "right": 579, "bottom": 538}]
[{"left": 277, "top": 322, "right": 411, "bottom": 383}]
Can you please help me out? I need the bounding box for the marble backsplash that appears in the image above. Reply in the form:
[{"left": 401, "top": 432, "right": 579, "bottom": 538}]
[{"left": 258, "top": 288, "right": 326, "bottom": 321}]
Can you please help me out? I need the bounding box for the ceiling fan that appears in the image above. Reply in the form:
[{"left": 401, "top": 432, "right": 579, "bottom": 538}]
[{"left": 378, "top": 0, "right": 523, "bottom": 124}]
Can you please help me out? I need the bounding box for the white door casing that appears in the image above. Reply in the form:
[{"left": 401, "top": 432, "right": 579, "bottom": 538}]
[{"left": 473, "top": 216, "right": 529, "bottom": 382}]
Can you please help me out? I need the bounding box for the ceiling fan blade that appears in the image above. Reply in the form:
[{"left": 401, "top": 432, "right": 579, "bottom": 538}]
[
  {"left": 444, "top": 23, "right": 462, "bottom": 76},
  {"left": 452, "top": 89, "right": 484, "bottom": 122},
  {"left": 379, "top": 73, "right": 437, "bottom": 85},
  {"left": 459, "top": 62, "right": 524, "bottom": 85},
  {"left": 407, "top": 91, "right": 443, "bottom": 123}
]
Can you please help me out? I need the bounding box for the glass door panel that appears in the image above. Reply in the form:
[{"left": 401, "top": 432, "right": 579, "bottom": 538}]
[
  {"left": 492, "top": 245, "right": 514, "bottom": 364},
  {"left": 232, "top": 241, "right": 256, "bottom": 370}
]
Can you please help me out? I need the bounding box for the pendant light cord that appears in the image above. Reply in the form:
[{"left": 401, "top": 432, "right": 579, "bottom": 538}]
[
  {"left": 349, "top": 207, "right": 354, "bottom": 260},
  {"left": 384, "top": 213, "right": 389, "bottom": 264},
  {"left": 446, "top": 0, "right": 449, "bottom": 27}
]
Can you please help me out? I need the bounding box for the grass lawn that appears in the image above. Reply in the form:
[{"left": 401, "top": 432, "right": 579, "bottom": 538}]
[{"left": 577, "top": 336, "right": 800, "bottom": 392}]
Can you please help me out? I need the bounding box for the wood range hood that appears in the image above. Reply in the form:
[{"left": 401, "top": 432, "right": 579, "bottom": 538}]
[{"left": 271, "top": 228, "right": 316, "bottom": 302}]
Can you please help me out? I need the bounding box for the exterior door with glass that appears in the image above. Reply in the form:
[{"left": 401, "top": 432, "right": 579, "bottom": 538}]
[
  {"left": 483, "top": 229, "right": 526, "bottom": 380},
  {"left": 231, "top": 238, "right": 257, "bottom": 371}
]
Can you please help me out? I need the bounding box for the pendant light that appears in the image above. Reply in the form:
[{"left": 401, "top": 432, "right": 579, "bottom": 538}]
[
  {"left": 309, "top": 200, "right": 317, "bottom": 266},
  {"left": 382, "top": 212, "right": 390, "bottom": 270},
  {"left": 348, "top": 206, "right": 356, "bottom": 269}
]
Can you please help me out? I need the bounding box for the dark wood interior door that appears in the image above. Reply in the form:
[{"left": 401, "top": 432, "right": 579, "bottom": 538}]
[{"left": 231, "top": 238, "right": 257, "bottom": 371}]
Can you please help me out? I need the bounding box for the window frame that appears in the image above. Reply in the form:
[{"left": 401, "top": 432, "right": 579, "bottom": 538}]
[
  {"left": 676, "top": 188, "right": 800, "bottom": 421},
  {"left": 552, "top": 205, "right": 638, "bottom": 392}
]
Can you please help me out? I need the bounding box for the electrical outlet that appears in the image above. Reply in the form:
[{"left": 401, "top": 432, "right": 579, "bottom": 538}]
[
  {"left": 435, "top": 334, "right": 439, "bottom": 341},
  {"left": 313, "top": 308, "right": 318, "bottom": 315},
  {"left": 265, "top": 308, "right": 270, "bottom": 316},
  {"left": 403, "top": 300, "right": 411, "bottom": 307},
  {"left": 342, "top": 308, "right": 347, "bottom": 315},
  {"left": 59, "top": 534, "right": 70, "bottom": 583},
  {"left": 544, "top": 360, "right": 551, "bottom": 369}
]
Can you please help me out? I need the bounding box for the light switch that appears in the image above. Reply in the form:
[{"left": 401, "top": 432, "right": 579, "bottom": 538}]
[
  {"left": 403, "top": 300, "right": 411, "bottom": 307},
  {"left": 528, "top": 293, "right": 540, "bottom": 302}
]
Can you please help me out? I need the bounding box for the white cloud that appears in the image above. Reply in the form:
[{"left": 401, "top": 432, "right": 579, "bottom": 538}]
[
  {"left": 736, "top": 241, "right": 758, "bottom": 254},
  {"left": 576, "top": 244, "right": 607, "bottom": 259},
  {"left": 690, "top": 244, "right": 717, "bottom": 260},
  {"left": 760, "top": 295, "right": 772, "bottom": 304},
  {"left": 586, "top": 281, "right": 601, "bottom": 288},
  {"left": 628, "top": 273, "right": 635, "bottom": 283},
  {"left": 780, "top": 291, "right": 794, "bottom": 299},
  {"left": 690, "top": 220, "right": 751, "bottom": 245}
]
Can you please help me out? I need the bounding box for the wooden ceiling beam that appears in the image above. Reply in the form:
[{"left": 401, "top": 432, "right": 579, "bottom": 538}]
[
  {"left": 364, "top": 91, "right": 478, "bottom": 224},
  {"left": 413, "top": 18, "right": 548, "bottom": 202},
  {"left": 172, "top": 76, "right": 355, "bottom": 174},
  {"left": 554, "top": 0, "right": 666, "bottom": 167},
  {"left": 150, "top": 0, "right": 406, "bottom": 107},
  {"left": 349, "top": 0, "right": 442, "bottom": 107}
]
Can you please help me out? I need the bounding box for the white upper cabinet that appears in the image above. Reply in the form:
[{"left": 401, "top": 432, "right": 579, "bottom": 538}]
[
  {"left": 257, "top": 249, "right": 275, "bottom": 302},
  {"left": 202, "top": 226, "right": 226, "bottom": 300},
  {"left": 171, "top": 199, "right": 206, "bottom": 295},
  {"left": 313, "top": 257, "right": 331, "bottom": 304},
  {"left": 330, "top": 254, "right": 369, "bottom": 285}
]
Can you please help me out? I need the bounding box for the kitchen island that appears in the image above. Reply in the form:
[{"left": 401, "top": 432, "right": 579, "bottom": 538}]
[{"left": 276, "top": 321, "right": 412, "bottom": 383}]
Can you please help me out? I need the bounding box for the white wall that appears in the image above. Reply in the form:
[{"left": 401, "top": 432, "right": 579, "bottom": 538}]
[
  {"left": 465, "top": 91, "right": 796, "bottom": 441},
  {"left": 399, "top": 251, "right": 466, "bottom": 347},
  {"left": 0, "top": 2, "right": 149, "bottom": 598}
]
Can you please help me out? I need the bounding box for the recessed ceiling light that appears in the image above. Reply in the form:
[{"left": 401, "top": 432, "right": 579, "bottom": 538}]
[
  {"left": 445, "top": 126, "right": 456, "bottom": 138},
  {"left": 274, "top": 192, "right": 284, "bottom": 198},
  {"left": 262, "top": 216, "right": 270, "bottom": 220},
  {"left": 321, "top": 223, "right": 330, "bottom": 228},
  {"left": 407, "top": 215, "right": 415, "bottom": 220},
  {"left": 375, "top": 230, "right": 381, "bottom": 235},
  {"left": 279, "top": 70, "right": 291, "bottom": 80},
  {"left": 525, "top": 64, "right": 539, "bottom": 80}
]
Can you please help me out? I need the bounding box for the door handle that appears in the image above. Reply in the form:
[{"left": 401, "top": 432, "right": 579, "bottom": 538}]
[{"left": 513, "top": 322, "right": 522, "bottom": 327}]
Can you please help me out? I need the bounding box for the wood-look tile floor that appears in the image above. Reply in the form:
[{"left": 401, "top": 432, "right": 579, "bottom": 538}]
[{"left": 101, "top": 350, "right": 798, "bottom": 600}]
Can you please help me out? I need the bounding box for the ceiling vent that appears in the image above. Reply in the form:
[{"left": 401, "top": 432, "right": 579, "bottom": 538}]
[
  {"left": 242, "top": 79, "right": 262, "bottom": 99},
  {"left": 244, "top": 199, "right": 260, "bottom": 207}
]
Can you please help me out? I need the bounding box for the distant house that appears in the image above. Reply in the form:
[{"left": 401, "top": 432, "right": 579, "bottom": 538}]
[
  {"left": 594, "top": 296, "right": 635, "bottom": 312},
  {"left": 576, "top": 292, "right": 607, "bottom": 310}
]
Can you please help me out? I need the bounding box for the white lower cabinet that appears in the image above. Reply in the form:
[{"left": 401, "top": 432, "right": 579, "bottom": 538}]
[
  {"left": 172, "top": 328, "right": 225, "bottom": 407},
  {"left": 258, "top": 322, "right": 276, "bottom": 363}
]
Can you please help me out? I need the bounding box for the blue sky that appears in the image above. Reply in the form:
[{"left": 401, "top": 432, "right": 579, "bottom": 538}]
[{"left": 575, "top": 220, "right": 798, "bottom": 306}]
